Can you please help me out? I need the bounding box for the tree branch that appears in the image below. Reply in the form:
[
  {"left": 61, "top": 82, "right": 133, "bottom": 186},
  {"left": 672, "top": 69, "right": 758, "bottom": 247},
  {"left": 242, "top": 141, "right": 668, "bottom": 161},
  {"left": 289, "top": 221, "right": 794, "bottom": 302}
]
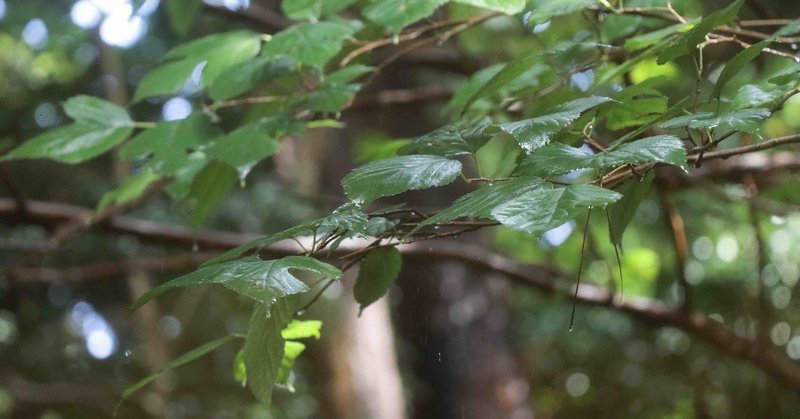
[
  {"left": 657, "top": 187, "right": 692, "bottom": 311},
  {"left": 3, "top": 199, "right": 800, "bottom": 393}
]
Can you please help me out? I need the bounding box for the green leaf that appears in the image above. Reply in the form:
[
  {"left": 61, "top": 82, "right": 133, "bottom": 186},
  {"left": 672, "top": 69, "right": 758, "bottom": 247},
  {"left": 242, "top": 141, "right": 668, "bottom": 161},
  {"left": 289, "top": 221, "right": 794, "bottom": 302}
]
[
  {"left": 306, "top": 83, "right": 361, "bottom": 112},
  {"left": 206, "top": 121, "right": 282, "bottom": 181},
  {"left": 364, "top": 0, "right": 448, "bottom": 33},
  {"left": 354, "top": 247, "right": 402, "bottom": 314},
  {"left": 165, "top": 153, "right": 208, "bottom": 199},
  {"left": 475, "top": 134, "right": 523, "bottom": 178},
  {"left": 713, "top": 38, "right": 770, "bottom": 99},
  {"left": 216, "top": 201, "right": 362, "bottom": 266},
  {"left": 342, "top": 155, "right": 462, "bottom": 203},
  {"left": 732, "top": 84, "right": 786, "bottom": 109},
  {"left": 274, "top": 319, "right": 324, "bottom": 389},
  {"left": 318, "top": 202, "right": 370, "bottom": 236},
  {"left": 134, "top": 31, "right": 262, "bottom": 101},
  {"left": 769, "top": 67, "right": 800, "bottom": 85},
  {"left": 131, "top": 60, "right": 201, "bottom": 102},
  {"left": 498, "top": 96, "right": 612, "bottom": 153},
  {"left": 597, "top": 41, "right": 671, "bottom": 86},
  {"left": 604, "top": 81, "right": 668, "bottom": 130},
  {"left": 233, "top": 349, "right": 247, "bottom": 385},
  {"left": 205, "top": 223, "right": 321, "bottom": 266},
  {"left": 519, "top": 135, "right": 687, "bottom": 176},
  {"left": 2, "top": 124, "right": 132, "bottom": 164},
  {"left": 263, "top": 22, "right": 355, "bottom": 68},
  {"left": 63, "top": 96, "right": 132, "bottom": 128},
  {"left": 121, "top": 113, "right": 220, "bottom": 175},
  {"left": 714, "top": 18, "right": 800, "bottom": 98},
  {"left": 187, "top": 161, "right": 239, "bottom": 227},
  {"left": 205, "top": 203, "right": 369, "bottom": 267},
  {"left": 404, "top": 118, "right": 495, "bottom": 157},
  {"left": 277, "top": 341, "right": 306, "bottom": 391},
  {"left": 415, "top": 176, "right": 548, "bottom": 231},
  {"left": 1, "top": 95, "right": 136, "bottom": 163},
  {"left": 491, "top": 184, "right": 621, "bottom": 235},
  {"left": 166, "top": 0, "right": 203, "bottom": 34},
  {"left": 244, "top": 299, "right": 294, "bottom": 405},
  {"left": 625, "top": 23, "right": 687, "bottom": 51},
  {"left": 523, "top": 0, "right": 597, "bottom": 29},
  {"left": 209, "top": 56, "right": 296, "bottom": 102},
  {"left": 657, "top": 0, "right": 743, "bottom": 63},
  {"left": 96, "top": 170, "right": 163, "bottom": 213},
  {"left": 660, "top": 108, "right": 771, "bottom": 135},
  {"left": 462, "top": 52, "right": 540, "bottom": 113},
  {"left": 685, "top": 0, "right": 742, "bottom": 48},
  {"left": 445, "top": 64, "right": 503, "bottom": 114},
  {"left": 121, "top": 335, "right": 240, "bottom": 402},
  {"left": 132, "top": 255, "right": 341, "bottom": 311},
  {"left": 282, "top": 0, "right": 358, "bottom": 20},
  {"left": 608, "top": 97, "right": 689, "bottom": 148},
  {"left": 324, "top": 65, "right": 374, "bottom": 84},
  {"left": 607, "top": 171, "right": 654, "bottom": 247},
  {"left": 281, "top": 320, "right": 323, "bottom": 340},
  {"left": 452, "top": 0, "right": 525, "bottom": 14}
]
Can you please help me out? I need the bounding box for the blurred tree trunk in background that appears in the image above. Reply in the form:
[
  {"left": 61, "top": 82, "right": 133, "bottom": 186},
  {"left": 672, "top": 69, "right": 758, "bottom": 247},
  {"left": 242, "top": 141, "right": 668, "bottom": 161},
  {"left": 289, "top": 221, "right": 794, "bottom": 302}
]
[
  {"left": 277, "top": 128, "right": 407, "bottom": 418},
  {"left": 396, "top": 258, "right": 534, "bottom": 419}
]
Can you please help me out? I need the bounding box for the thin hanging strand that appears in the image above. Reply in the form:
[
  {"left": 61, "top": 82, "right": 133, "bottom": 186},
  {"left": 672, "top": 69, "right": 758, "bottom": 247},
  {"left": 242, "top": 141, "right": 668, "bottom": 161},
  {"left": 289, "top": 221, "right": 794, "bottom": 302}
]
[
  {"left": 605, "top": 209, "right": 624, "bottom": 302},
  {"left": 569, "top": 208, "right": 593, "bottom": 331}
]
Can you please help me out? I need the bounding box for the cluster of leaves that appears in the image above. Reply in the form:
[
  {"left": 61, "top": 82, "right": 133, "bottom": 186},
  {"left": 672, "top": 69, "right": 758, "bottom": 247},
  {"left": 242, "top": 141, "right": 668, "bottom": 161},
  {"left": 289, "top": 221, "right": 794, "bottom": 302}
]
[{"left": 3, "top": 0, "right": 800, "bottom": 409}]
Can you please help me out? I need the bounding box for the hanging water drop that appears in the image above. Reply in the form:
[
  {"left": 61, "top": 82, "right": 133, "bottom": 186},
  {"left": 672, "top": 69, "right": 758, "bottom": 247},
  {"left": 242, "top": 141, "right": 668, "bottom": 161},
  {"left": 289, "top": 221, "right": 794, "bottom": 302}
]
[{"left": 392, "top": 34, "right": 399, "bottom": 45}]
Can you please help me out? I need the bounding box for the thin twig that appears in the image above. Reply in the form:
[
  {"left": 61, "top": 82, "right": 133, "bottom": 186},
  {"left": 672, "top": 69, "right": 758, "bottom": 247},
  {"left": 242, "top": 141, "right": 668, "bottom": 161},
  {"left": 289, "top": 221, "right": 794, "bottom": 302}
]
[{"left": 569, "top": 209, "right": 592, "bottom": 331}]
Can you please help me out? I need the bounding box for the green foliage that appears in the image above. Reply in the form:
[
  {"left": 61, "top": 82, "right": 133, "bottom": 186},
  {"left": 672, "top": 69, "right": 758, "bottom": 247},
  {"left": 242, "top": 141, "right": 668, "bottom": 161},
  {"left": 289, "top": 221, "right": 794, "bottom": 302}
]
[
  {"left": 490, "top": 184, "right": 621, "bottom": 234},
  {"left": 607, "top": 172, "right": 655, "bottom": 247},
  {"left": 262, "top": 22, "right": 357, "bottom": 68},
  {"left": 96, "top": 170, "right": 162, "bottom": 213},
  {"left": 120, "top": 114, "right": 215, "bottom": 171},
  {"left": 134, "top": 31, "right": 263, "bottom": 101},
  {"left": 519, "top": 135, "right": 688, "bottom": 176},
  {"left": 282, "top": 0, "right": 358, "bottom": 21},
  {"left": 416, "top": 176, "right": 548, "bottom": 230},
  {"left": 497, "top": 96, "right": 612, "bottom": 152},
  {"left": 187, "top": 161, "right": 239, "bottom": 227},
  {"left": 461, "top": 51, "right": 539, "bottom": 113},
  {"left": 354, "top": 247, "right": 403, "bottom": 314},
  {"left": 657, "top": 0, "right": 743, "bottom": 63},
  {"left": 166, "top": 0, "right": 203, "bottom": 34},
  {"left": 132, "top": 256, "right": 342, "bottom": 312},
  {"left": 453, "top": 0, "right": 525, "bottom": 14},
  {"left": 404, "top": 118, "right": 495, "bottom": 157},
  {"left": 364, "top": 0, "right": 448, "bottom": 33},
  {"left": 276, "top": 320, "right": 324, "bottom": 390},
  {"left": 2, "top": 96, "right": 133, "bottom": 163},
  {"left": 208, "top": 56, "right": 296, "bottom": 102},
  {"left": 205, "top": 121, "right": 282, "bottom": 182},
  {"left": 523, "top": 0, "right": 598, "bottom": 29},
  {"left": 244, "top": 299, "right": 295, "bottom": 404},
  {"left": 342, "top": 155, "right": 463, "bottom": 203},
  {"left": 120, "top": 335, "right": 242, "bottom": 404},
  {"left": 6, "top": 0, "right": 800, "bottom": 412},
  {"left": 660, "top": 108, "right": 771, "bottom": 135}
]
